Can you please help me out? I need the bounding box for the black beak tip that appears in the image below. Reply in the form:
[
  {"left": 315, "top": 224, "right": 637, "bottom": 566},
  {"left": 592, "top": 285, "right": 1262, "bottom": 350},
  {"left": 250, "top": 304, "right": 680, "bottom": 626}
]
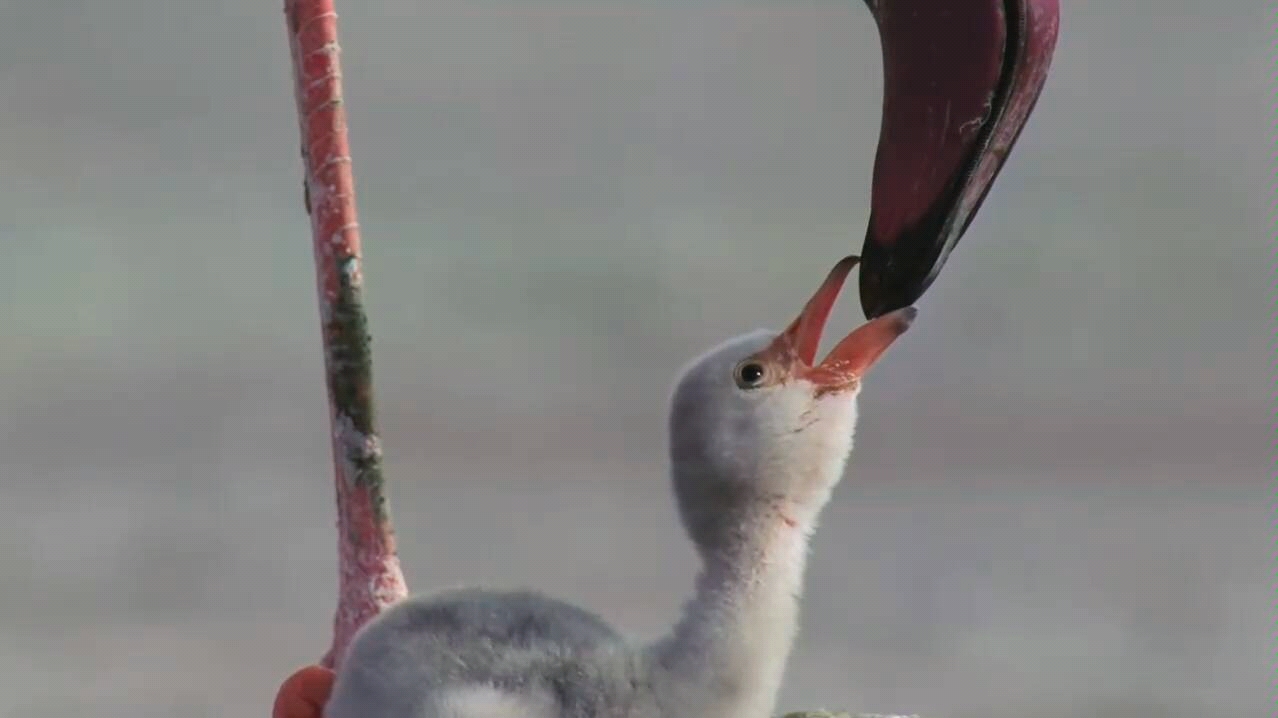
[{"left": 857, "top": 237, "right": 938, "bottom": 319}]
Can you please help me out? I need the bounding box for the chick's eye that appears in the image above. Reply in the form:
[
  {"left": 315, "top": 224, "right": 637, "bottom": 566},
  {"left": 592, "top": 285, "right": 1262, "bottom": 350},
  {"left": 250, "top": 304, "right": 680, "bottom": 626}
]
[{"left": 734, "top": 361, "right": 767, "bottom": 389}]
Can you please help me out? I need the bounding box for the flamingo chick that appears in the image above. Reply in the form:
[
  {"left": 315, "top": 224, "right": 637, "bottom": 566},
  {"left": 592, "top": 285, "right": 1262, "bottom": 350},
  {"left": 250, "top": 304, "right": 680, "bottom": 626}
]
[{"left": 274, "top": 255, "right": 915, "bottom": 718}]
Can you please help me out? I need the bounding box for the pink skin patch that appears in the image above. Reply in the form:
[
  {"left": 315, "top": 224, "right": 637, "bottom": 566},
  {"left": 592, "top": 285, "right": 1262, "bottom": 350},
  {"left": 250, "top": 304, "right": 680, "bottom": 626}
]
[{"left": 273, "top": 665, "right": 336, "bottom": 718}]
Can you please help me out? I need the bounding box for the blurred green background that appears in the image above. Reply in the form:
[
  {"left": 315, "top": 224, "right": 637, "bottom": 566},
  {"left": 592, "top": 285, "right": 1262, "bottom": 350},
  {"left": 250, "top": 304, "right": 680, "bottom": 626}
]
[{"left": 0, "top": 1, "right": 1266, "bottom": 717}]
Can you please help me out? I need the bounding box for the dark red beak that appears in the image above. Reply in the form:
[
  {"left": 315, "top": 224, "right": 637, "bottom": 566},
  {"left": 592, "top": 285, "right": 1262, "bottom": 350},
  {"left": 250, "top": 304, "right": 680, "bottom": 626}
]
[{"left": 857, "top": 0, "right": 1060, "bottom": 318}]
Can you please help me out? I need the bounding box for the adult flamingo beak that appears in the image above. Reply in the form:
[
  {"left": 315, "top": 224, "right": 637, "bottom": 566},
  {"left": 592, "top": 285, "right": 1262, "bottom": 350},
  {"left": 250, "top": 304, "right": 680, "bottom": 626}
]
[{"left": 857, "top": 0, "right": 1060, "bottom": 318}]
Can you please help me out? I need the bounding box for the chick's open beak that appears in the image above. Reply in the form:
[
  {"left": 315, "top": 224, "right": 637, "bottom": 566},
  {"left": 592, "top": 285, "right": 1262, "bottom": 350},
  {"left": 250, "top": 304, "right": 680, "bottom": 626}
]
[{"left": 764, "top": 256, "right": 917, "bottom": 391}]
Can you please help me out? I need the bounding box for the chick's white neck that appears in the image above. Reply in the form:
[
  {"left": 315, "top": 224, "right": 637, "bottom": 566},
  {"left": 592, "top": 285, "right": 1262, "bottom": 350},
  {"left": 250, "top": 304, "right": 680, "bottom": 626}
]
[{"left": 648, "top": 507, "right": 815, "bottom": 718}]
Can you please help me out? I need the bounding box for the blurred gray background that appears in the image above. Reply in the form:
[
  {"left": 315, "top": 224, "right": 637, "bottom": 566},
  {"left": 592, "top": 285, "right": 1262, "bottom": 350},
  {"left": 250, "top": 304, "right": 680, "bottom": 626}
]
[{"left": 0, "top": 1, "right": 1266, "bottom": 716}]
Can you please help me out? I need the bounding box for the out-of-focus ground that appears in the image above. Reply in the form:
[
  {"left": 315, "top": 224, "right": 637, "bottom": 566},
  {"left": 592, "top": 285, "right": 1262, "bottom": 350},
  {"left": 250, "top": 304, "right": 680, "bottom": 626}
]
[{"left": 0, "top": 2, "right": 1266, "bottom": 717}]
